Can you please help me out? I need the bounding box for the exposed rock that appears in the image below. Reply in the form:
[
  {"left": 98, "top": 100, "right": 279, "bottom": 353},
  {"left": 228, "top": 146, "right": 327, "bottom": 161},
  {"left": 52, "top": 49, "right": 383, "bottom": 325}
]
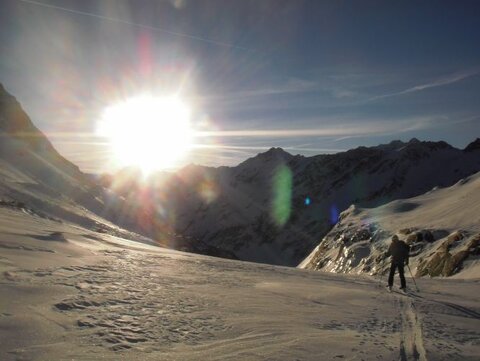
[
  {"left": 417, "top": 233, "right": 479, "bottom": 277},
  {"left": 399, "top": 228, "right": 415, "bottom": 235}
]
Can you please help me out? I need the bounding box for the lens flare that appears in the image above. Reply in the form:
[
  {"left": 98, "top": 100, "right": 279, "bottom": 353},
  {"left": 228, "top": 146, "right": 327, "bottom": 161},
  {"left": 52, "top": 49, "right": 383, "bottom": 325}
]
[
  {"left": 198, "top": 177, "right": 219, "bottom": 204},
  {"left": 330, "top": 205, "right": 339, "bottom": 224},
  {"left": 271, "top": 165, "right": 293, "bottom": 227}
]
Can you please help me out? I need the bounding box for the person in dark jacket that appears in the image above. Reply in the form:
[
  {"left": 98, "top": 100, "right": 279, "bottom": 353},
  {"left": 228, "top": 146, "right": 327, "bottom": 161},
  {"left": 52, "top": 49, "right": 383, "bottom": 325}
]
[{"left": 386, "top": 234, "right": 410, "bottom": 291}]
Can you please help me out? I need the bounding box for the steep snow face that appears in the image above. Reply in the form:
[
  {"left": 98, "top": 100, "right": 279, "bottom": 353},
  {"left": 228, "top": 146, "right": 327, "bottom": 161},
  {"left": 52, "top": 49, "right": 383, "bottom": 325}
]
[
  {"left": 299, "top": 171, "right": 480, "bottom": 278},
  {"left": 0, "top": 84, "right": 83, "bottom": 180}
]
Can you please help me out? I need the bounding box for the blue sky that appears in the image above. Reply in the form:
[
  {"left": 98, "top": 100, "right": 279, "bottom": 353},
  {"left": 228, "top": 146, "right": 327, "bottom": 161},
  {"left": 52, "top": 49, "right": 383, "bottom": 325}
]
[{"left": 1, "top": 0, "right": 479, "bottom": 172}]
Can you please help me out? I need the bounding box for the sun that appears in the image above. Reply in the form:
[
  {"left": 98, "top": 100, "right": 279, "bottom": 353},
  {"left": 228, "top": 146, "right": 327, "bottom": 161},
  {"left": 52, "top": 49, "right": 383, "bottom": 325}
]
[{"left": 97, "top": 95, "right": 194, "bottom": 174}]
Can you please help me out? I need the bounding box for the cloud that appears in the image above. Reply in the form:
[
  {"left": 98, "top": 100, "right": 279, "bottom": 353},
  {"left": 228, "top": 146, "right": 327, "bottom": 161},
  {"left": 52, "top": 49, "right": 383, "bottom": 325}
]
[
  {"left": 198, "top": 77, "right": 318, "bottom": 102},
  {"left": 331, "top": 88, "right": 357, "bottom": 99},
  {"left": 367, "top": 68, "right": 480, "bottom": 102},
  {"left": 195, "top": 116, "right": 438, "bottom": 139},
  {"left": 192, "top": 144, "right": 344, "bottom": 153}
]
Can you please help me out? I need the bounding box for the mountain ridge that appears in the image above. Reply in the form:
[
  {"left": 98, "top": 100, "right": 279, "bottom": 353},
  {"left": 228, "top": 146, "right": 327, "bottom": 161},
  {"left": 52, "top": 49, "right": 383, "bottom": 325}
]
[{"left": 144, "top": 135, "right": 480, "bottom": 266}]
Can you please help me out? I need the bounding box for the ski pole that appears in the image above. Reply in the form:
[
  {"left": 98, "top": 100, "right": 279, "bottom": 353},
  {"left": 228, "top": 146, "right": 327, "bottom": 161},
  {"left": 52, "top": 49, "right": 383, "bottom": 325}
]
[
  {"left": 377, "top": 265, "right": 387, "bottom": 288},
  {"left": 407, "top": 264, "right": 419, "bottom": 292},
  {"left": 380, "top": 266, "right": 386, "bottom": 286}
]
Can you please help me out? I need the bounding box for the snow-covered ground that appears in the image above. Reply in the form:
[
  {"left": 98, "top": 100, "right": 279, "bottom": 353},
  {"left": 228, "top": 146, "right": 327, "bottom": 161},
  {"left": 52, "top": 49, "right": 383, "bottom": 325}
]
[{"left": 1, "top": 207, "right": 479, "bottom": 361}]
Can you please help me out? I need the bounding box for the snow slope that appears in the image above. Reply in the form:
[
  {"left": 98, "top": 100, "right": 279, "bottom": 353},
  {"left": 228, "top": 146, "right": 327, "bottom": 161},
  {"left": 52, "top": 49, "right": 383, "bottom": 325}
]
[
  {"left": 1, "top": 206, "right": 479, "bottom": 360},
  {"left": 299, "top": 171, "right": 480, "bottom": 279}
]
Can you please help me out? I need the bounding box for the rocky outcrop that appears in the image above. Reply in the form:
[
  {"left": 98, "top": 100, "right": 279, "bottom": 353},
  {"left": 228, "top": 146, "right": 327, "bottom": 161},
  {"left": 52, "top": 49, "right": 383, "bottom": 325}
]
[
  {"left": 416, "top": 233, "right": 480, "bottom": 277},
  {"left": 302, "top": 216, "right": 480, "bottom": 278},
  {"left": 300, "top": 170, "right": 480, "bottom": 277}
]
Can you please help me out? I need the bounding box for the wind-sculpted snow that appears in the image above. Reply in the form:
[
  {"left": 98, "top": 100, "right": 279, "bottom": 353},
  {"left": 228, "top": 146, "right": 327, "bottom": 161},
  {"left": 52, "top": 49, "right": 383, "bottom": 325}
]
[{"left": 39, "top": 253, "right": 228, "bottom": 351}]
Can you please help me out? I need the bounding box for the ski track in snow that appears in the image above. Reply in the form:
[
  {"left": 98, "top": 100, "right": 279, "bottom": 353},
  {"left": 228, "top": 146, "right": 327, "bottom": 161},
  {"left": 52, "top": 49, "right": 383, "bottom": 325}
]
[
  {"left": 385, "top": 287, "right": 480, "bottom": 361},
  {"left": 396, "top": 296, "right": 427, "bottom": 361}
]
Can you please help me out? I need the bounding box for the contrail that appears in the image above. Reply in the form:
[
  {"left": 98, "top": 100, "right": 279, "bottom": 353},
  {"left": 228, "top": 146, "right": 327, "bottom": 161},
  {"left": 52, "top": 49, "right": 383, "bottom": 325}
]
[
  {"left": 16, "top": 0, "right": 252, "bottom": 51},
  {"left": 367, "top": 68, "right": 480, "bottom": 102}
]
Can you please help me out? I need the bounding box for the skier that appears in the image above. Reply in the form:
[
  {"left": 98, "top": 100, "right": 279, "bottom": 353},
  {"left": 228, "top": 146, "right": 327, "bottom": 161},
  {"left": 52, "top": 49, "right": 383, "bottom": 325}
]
[{"left": 386, "top": 234, "right": 410, "bottom": 292}]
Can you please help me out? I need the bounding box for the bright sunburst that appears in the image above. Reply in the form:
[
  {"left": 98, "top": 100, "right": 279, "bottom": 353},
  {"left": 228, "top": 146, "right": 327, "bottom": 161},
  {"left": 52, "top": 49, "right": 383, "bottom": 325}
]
[{"left": 97, "top": 95, "right": 194, "bottom": 174}]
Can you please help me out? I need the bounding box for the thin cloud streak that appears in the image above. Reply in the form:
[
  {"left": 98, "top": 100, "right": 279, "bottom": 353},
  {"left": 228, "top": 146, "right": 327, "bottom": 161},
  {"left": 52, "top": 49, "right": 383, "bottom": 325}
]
[
  {"left": 192, "top": 144, "right": 344, "bottom": 153},
  {"left": 232, "top": 78, "right": 318, "bottom": 98},
  {"left": 367, "top": 68, "right": 480, "bottom": 102},
  {"left": 196, "top": 117, "right": 439, "bottom": 139},
  {"left": 51, "top": 141, "right": 110, "bottom": 146},
  {"left": 196, "top": 78, "right": 318, "bottom": 103}
]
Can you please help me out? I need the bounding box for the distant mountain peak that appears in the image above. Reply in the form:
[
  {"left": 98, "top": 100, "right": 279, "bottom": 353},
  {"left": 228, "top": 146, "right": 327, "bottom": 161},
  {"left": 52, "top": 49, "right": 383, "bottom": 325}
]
[
  {"left": 0, "top": 83, "right": 48, "bottom": 150},
  {"left": 237, "top": 147, "right": 293, "bottom": 169},
  {"left": 262, "top": 147, "right": 291, "bottom": 157},
  {"left": 376, "top": 138, "right": 454, "bottom": 153},
  {"left": 464, "top": 138, "right": 480, "bottom": 152},
  {"left": 376, "top": 139, "right": 408, "bottom": 151},
  {"left": 0, "top": 82, "right": 80, "bottom": 173}
]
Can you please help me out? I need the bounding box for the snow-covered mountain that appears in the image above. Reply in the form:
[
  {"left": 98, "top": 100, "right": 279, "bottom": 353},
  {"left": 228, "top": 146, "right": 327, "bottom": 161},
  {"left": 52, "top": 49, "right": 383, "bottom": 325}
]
[
  {"left": 299, "top": 170, "right": 480, "bottom": 278},
  {"left": 145, "top": 138, "right": 480, "bottom": 266}
]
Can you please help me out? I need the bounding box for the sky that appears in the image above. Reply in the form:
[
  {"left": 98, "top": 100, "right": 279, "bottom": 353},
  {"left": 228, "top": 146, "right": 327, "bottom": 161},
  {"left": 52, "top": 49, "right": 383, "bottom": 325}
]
[{"left": 1, "top": 0, "right": 479, "bottom": 173}]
